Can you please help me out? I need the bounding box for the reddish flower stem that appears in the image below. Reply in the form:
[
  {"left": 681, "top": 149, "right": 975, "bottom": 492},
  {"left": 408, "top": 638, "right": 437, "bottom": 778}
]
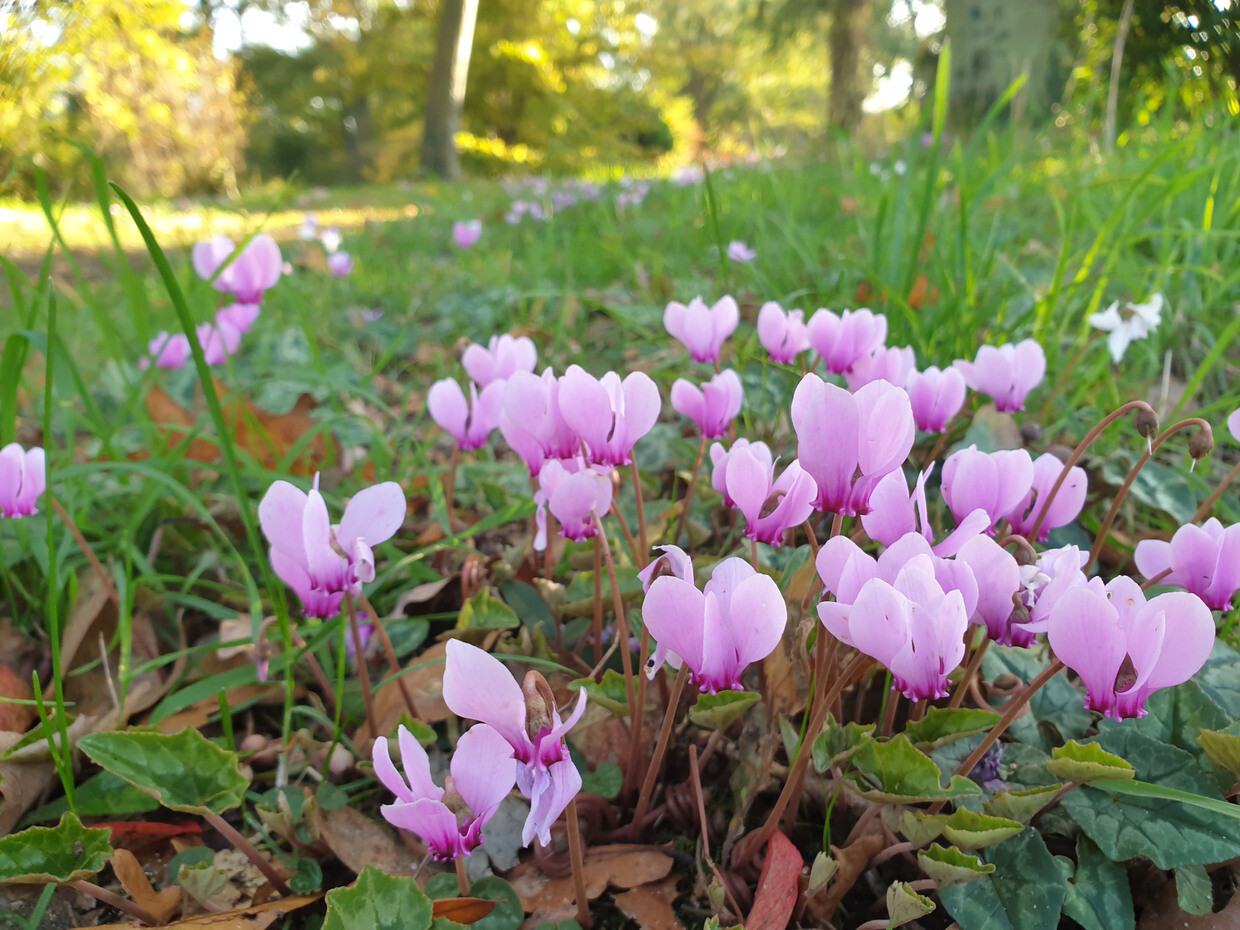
[
  {"left": 591, "top": 514, "right": 640, "bottom": 794},
  {"left": 592, "top": 536, "right": 604, "bottom": 668},
  {"left": 454, "top": 855, "right": 471, "bottom": 896},
  {"left": 674, "top": 436, "right": 708, "bottom": 547},
  {"left": 1086, "top": 417, "right": 1211, "bottom": 573},
  {"left": 1194, "top": 460, "right": 1240, "bottom": 524},
  {"left": 202, "top": 809, "right": 293, "bottom": 898},
  {"left": 344, "top": 595, "right": 379, "bottom": 744},
  {"left": 948, "top": 637, "right": 990, "bottom": 709},
  {"left": 70, "top": 880, "right": 162, "bottom": 927},
  {"left": 565, "top": 799, "right": 593, "bottom": 929},
  {"left": 630, "top": 460, "right": 648, "bottom": 561},
  {"left": 1028, "top": 400, "right": 1157, "bottom": 543},
  {"left": 630, "top": 665, "right": 690, "bottom": 839},
  {"left": 360, "top": 594, "right": 421, "bottom": 719}
]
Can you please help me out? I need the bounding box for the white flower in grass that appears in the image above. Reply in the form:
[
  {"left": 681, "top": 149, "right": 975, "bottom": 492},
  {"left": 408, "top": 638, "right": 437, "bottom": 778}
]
[{"left": 1088, "top": 293, "right": 1164, "bottom": 363}]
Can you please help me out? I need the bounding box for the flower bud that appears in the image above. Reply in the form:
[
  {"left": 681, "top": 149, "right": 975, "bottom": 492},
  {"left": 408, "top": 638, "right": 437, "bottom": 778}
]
[
  {"left": 523, "top": 670, "right": 557, "bottom": 739},
  {"left": 1134, "top": 406, "right": 1160, "bottom": 441},
  {"left": 1188, "top": 425, "right": 1215, "bottom": 461}
]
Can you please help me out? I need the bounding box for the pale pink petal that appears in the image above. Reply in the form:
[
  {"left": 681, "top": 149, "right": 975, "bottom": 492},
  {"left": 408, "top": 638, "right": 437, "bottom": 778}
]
[
  {"left": 642, "top": 576, "right": 707, "bottom": 676},
  {"left": 428, "top": 379, "right": 470, "bottom": 443},
  {"left": 338, "top": 481, "right": 406, "bottom": 549},
  {"left": 452, "top": 724, "right": 516, "bottom": 821},
  {"left": 724, "top": 572, "right": 787, "bottom": 669},
  {"left": 442, "top": 640, "right": 529, "bottom": 752}
]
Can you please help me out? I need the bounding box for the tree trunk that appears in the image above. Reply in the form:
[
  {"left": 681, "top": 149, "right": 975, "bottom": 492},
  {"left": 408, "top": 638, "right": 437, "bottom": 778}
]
[
  {"left": 422, "top": 0, "right": 480, "bottom": 181},
  {"left": 827, "top": 0, "right": 866, "bottom": 132}
]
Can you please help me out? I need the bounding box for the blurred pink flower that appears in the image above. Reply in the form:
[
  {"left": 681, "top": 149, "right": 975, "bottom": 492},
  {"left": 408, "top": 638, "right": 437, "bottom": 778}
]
[
  {"left": 671, "top": 369, "right": 743, "bottom": 439},
  {"left": 442, "top": 640, "right": 585, "bottom": 846},
  {"left": 533, "top": 458, "right": 613, "bottom": 549},
  {"left": 844, "top": 345, "right": 916, "bottom": 391},
  {"left": 216, "top": 303, "right": 260, "bottom": 335},
  {"left": 462, "top": 334, "right": 537, "bottom": 388},
  {"left": 327, "top": 251, "right": 354, "bottom": 277},
  {"left": 727, "top": 240, "right": 756, "bottom": 262},
  {"left": 195, "top": 321, "right": 242, "bottom": 365},
  {"left": 428, "top": 379, "right": 504, "bottom": 451},
  {"left": 941, "top": 446, "right": 1035, "bottom": 535},
  {"left": 453, "top": 220, "right": 483, "bottom": 249},
  {"left": 499, "top": 369, "right": 579, "bottom": 476},
  {"left": 257, "top": 476, "right": 406, "bottom": 619},
  {"left": 806, "top": 308, "right": 887, "bottom": 375},
  {"left": 1003, "top": 452, "right": 1087, "bottom": 542},
  {"left": 663, "top": 296, "right": 739, "bottom": 363},
  {"left": 143, "top": 332, "right": 191, "bottom": 370},
  {"left": 557, "top": 366, "right": 660, "bottom": 466},
  {"left": 1048, "top": 576, "right": 1213, "bottom": 720},
  {"left": 1228, "top": 408, "right": 1240, "bottom": 443},
  {"left": 0, "top": 444, "right": 45, "bottom": 518},
  {"left": 1135, "top": 518, "right": 1240, "bottom": 611},
  {"left": 192, "top": 233, "right": 282, "bottom": 303},
  {"left": 374, "top": 723, "right": 515, "bottom": 860},
  {"left": 756, "top": 302, "right": 810, "bottom": 364},
  {"left": 905, "top": 366, "right": 967, "bottom": 432},
  {"left": 955, "top": 340, "right": 1045, "bottom": 413},
  {"left": 642, "top": 558, "right": 786, "bottom": 693}
]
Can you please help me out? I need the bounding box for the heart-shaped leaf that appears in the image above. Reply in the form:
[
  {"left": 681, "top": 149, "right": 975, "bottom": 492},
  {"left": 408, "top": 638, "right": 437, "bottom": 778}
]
[
  {"left": 918, "top": 843, "right": 994, "bottom": 888},
  {"left": 324, "top": 865, "right": 434, "bottom": 930},
  {"left": 887, "top": 880, "right": 936, "bottom": 926},
  {"left": 983, "top": 784, "right": 1065, "bottom": 823},
  {"left": 457, "top": 590, "right": 520, "bottom": 630},
  {"left": 905, "top": 707, "right": 1000, "bottom": 750},
  {"left": 569, "top": 670, "right": 631, "bottom": 716},
  {"left": 78, "top": 729, "right": 248, "bottom": 814},
  {"left": 0, "top": 812, "right": 113, "bottom": 883},
  {"left": 850, "top": 734, "right": 982, "bottom": 803},
  {"left": 942, "top": 809, "right": 1023, "bottom": 851},
  {"left": 812, "top": 717, "right": 875, "bottom": 772}
]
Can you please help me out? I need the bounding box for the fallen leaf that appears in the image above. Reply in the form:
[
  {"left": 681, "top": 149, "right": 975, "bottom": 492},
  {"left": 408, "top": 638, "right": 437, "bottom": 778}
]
[
  {"left": 111, "top": 847, "right": 182, "bottom": 923},
  {"left": 0, "top": 731, "right": 55, "bottom": 836},
  {"left": 1137, "top": 868, "right": 1240, "bottom": 929},
  {"left": 74, "top": 892, "right": 320, "bottom": 929},
  {"left": 613, "top": 877, "right": 684, "bottom": 930},
  {"left": 0, "top": 664, "right": 33, "bottom": 733},
  {"left": 432, "top": 897, "right": 497, "bottom": 923},
  {"left": 747, "top": 830, "right": 802, "bottom": 930},
  {"left": 311, "top": 803, "right": 415, "bottom": 876},
  {"left": 509, "top": 844, "right": 675, "bottom": 912}
]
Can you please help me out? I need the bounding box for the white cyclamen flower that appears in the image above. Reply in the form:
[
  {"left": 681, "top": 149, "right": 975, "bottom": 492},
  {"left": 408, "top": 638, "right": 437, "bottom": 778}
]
[{"left": 1088, "top": 293, "right": 1164, "bottom": 363}]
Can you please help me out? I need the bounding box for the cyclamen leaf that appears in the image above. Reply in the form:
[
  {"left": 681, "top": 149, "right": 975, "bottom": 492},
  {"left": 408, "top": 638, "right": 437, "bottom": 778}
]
[
  {"left": 77, "top": 729, "right": 248, "bottom": 814},
  {"left": 887, "top": 880, "right": 935, "bottom": 926},
  {"left": 983, "top": 784, "right": 1065, "bottom": 824},
  {"left": 324, "top": 865, "right": 434, "bottom": 930},
  {"left": 456, "top": 590, "right": 520, "bottom": 630},
  {"left": 1046, "top": 740, "right": 1135, "bottom": 783},
  {"left": 1061, "top": 838, "right": 1134, "bottom": 930},
  {"left": 850, "top": 734, "right": 982, "bottom": 804},
  {"left": 985, "top": 828, "right": 1066, "bottom": 930},
  {"left": 690, "top": 690, "right": 759, "bottom": 730},
  {"left": 0, "top": 812, "right": 112, "bottom": 884},
  {"left": 1175, "top": 864, "right": 1213, "bottom": 917},
  {"left": 941, "top": 809, "right": 1023, "bottom": 851},
  {"left": 904, "top": 707, "right": 1000, "bottom": 750},
  {"left": 917, "top": 843, "right": 994, "bottom": 888}
]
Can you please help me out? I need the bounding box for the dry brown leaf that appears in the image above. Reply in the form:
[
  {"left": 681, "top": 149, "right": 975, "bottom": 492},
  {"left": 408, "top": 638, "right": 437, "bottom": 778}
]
[
  {"left": 311, "top": 803, "right": 415, "bottom": 876},
  {"left": 0, "top": 664, "right": 34, "bottom": 733},
  {"left": 763, "top": 616, "right": 810, "bottom": 722},
  {"left": 112, "top": 847, "right": 183, "bottom": 923},
  {"left": 612, "top": 878, "right": 684, "bottom": 930},
  {"left": 143, "top": 380, "right": 335, "bottom": 475},
  {"left": 74, "top": 892, "right": 321, "bottom": 929},
  {"left": 432, "top": 897, "right": 498, "bottom": 924},
  {"left": 0, "top": 731, "right": 55, "bottom": 836},
  {"left": 57, "top": 574, "right": 113, "bottom": 677},
  {"left": 510, "top": 845, "right": 675, "bottom": 912}
]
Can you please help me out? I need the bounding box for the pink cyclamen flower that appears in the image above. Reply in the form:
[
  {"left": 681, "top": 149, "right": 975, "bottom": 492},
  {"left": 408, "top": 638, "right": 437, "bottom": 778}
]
[
  {"left": 642, "top": 558, "right": 787, "bottom": 693},
  {"left": 374, "top": 723, "right": 515, "bottom": 860},
  {"left": 499, "top": 369, "right": 578, "bottom": 476},
  {"left": 727, "top": 240, "right": 756, "bottom": 262},
  {"left": 756, "top": 302, "right": 810, "bottom": 364},
  {"left": 637, "top": 544, "right": 694, "bottom": 592},
  {"left": 463, "top": 334, "right": 538, "bottom": 388},
  {"left": 0, "top": 444, "right": 46, "bottom": 518},
  {"left": 791, "top": 374, "right": 915, "bottom": 516},
  {"left": 818, "top": 553, "right": 968, "bottom": 701},
  {"left": 941, "top": 446, "right": 1035, "bottom": 535},
  {"left": 671, "top": 369, "right": 743, "bottom": 439},
  {"left": 428, "top": 379, "right": 504, "bottom": 451},
  {"left": 1003, "top": 452, "right": 1087, "bottom": 542},
  {"left": 453, "top": 220, "right": 482, "bottom": 249},
  {"left": 806, "top": 308, "right": 887, "bottom": 375},
  {"left": 844, "top": 346, "right": 917, "bottom": 391},
  {"left": 258, "top": 476, "right": 406, "bottom": 619},
  {"left": 192, "top": 233, "right": 282, "bottom": 303},
  {"left": 955, "top": 340, "right": 1046, "bottom": 413},
  {"left": 663, "top": 296, "right": 739, "bottom": 364},
  {"left": 861, "top": 465, "right": 990, "bottom": 555},
  {"left": 195, "top": 321, "right": 242, "bottom": 366},
  {"left": 1015, "top": 545, "right": 1088, "bottom": 640},
  {"left": 143, "top": 332, "right": 191, "bottom": 370},
  {"left": 216, "top": 303, "right": 261, "bottom": 335},
  {"left": 906, "top": 366, "right": 967, "bottom": 433},
  {"left": 710, "top": 439, "right": 772, "bottom": 508},
  {"left": 442, "top": 640, "right": 586, "bottom": 847},
  {"left": 327, "top": 251, "right": 353, "bottom": 277},
  {"left": 953, "top": 534, "right": 1024, "bottom": 646},
  {"left": 720, "top": 445, "right": 817, "bottom": 546},
  {"left": 533, "top": 458, "right": 613, "bottom": 549},
  {"left": 558, "top": 366, "right": 660, "bottom": 467},
  {"left": 1135, "top": 518, "right": 1240, "bottom": 612},
  {"left": 1048, "top": 576, "right": 1214, "bottom": 721},
  {"left": 1228, "top": 408, "right": 1240, "bottom": 444}
]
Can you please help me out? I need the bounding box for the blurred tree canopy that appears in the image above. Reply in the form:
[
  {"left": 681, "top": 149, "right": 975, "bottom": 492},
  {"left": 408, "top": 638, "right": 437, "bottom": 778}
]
[{"left": 1, "top": 0, "right": 1236, "bottom": 197}]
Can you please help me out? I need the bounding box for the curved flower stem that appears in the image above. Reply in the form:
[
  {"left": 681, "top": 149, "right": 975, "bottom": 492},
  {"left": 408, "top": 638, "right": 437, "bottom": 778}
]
[
  {"left": 609, "top": 504, "right": 641, "bottom": 566},
  {"left": 70, "top": 880, "right": 162, "bottom": 927},
  {"left": 630, "top": 665, "right": 690, "bottom": 839},
  {"left": 927, "top": 659, "right": 1065, "bottom": 816},
  {"left": 1193, "top": 460, "right": 1240, "bottom": 524},
  {"left": 674, "top": 436, "right": 708, "bottom": 547},
  {"left": 689, "top": 742, "right": 746, "bottom": 921},
  {"left": 565, "top": 799, "right": 593, "bottom": 929},
  {"left": 49, "top": 497, "right": 122, "bottom": 609},
  {"left": 360, "top": 594, "right": 421, "bottom": 719},
  {"left": 202, "top": 810, "right": 293, "bottom": 898},
  {"left": 629, "top": 461, "right": 648, "bottom": 562},
  {"left": 591, "top": 514, "right": 640, "bottom": 792},
  {"left": 1141, "top": 567, "right": 1172, "bottom": 592},
  {"left": 344, "top": 595, "right": 379, "bottom": 742},
  {"left": 802, "top": 519, "right": 819, "bottom": 558},
  {"left": 1028, "top": 400, "right": 1157, "bottom": 542},
  {"left": 750, "top": 538, "right": 760, "bottom": 571},
  {"left": 592, "top": 537, "right": 604, "bottom": 667},
  {"left": 921, "top": 413, "right": 962, "bottom": 471},
  {"left": 1085, "top": 417, "right": 1211, "bottom": 573},
  {"left": 880, "top": 686, "right": 900, "bottom": 738},
  {"left": 454, "top": 855, "right": 471, "bottom": 895},
  {"left": 948, "top": 636, "right": 990, "bottom": 709},
  {"left": 739, "top": 652, "right": 873, "bottom": 865},
  {"left": 288, "top": 629, "right": 338, "bottom": 715},
  {"left": 443, "top": 445, "right": 460, "bottom": 516}
]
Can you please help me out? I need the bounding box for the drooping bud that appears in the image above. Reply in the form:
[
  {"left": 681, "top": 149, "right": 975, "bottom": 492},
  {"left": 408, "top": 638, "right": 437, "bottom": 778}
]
[
  {"left": 522, "top": 670, "right": 557, "bottom": 740},
  {"left": 1134, "top": 405, "right": 1160, "bottom": 444},
  {"left": 1188, "top": 424, "right": 1215, "bottom": 462}
]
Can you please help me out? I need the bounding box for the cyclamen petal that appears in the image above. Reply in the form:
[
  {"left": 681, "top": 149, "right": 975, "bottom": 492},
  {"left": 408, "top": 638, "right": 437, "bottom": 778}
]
[
  {"left": 462, "top": 334, "right": 537, "bottom": 388},
  {"left": 663, "top": 296, "right": 739, "bottom": 363},
  {"left": 144, "top": 332, "right": 191, "bottom": 370},
  {"left": 533, "top": 459, "right": 613, "bottom": 547},
  {"left": 428, "top": 379, "right": 503, "bottom": 450},
  {"left": 757, "top": 303, "right": 809, "bottom": 364},
  {"left": 844, "top": 345, "right": 916, "bottom": 391},
  {"left": 453, "top": 220, "right": 483, "bottom": 250},
  {"left": 955, "top": 340, "right": 1045, "bottom": 412},
  {"left": 0, "top": 444, "right": 45, "bottom": 518},
  {"left": 906, "top": 366, "right": 967, "bottom": 433},
  {"left": 671, "top": 369, "right": 743, "bottom": 439},
  {"left": 941, "top": 446, "right": 1035, "bottom": 534},
  {"left": 806, "top": 308, "right": 887, "bottom": 374},
  {"left": 1004, "top": 452, "right": 1087, "bottom": 542},
  {"left": 1135, "top": 519, "right": 1240, "bottom": 611}
]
